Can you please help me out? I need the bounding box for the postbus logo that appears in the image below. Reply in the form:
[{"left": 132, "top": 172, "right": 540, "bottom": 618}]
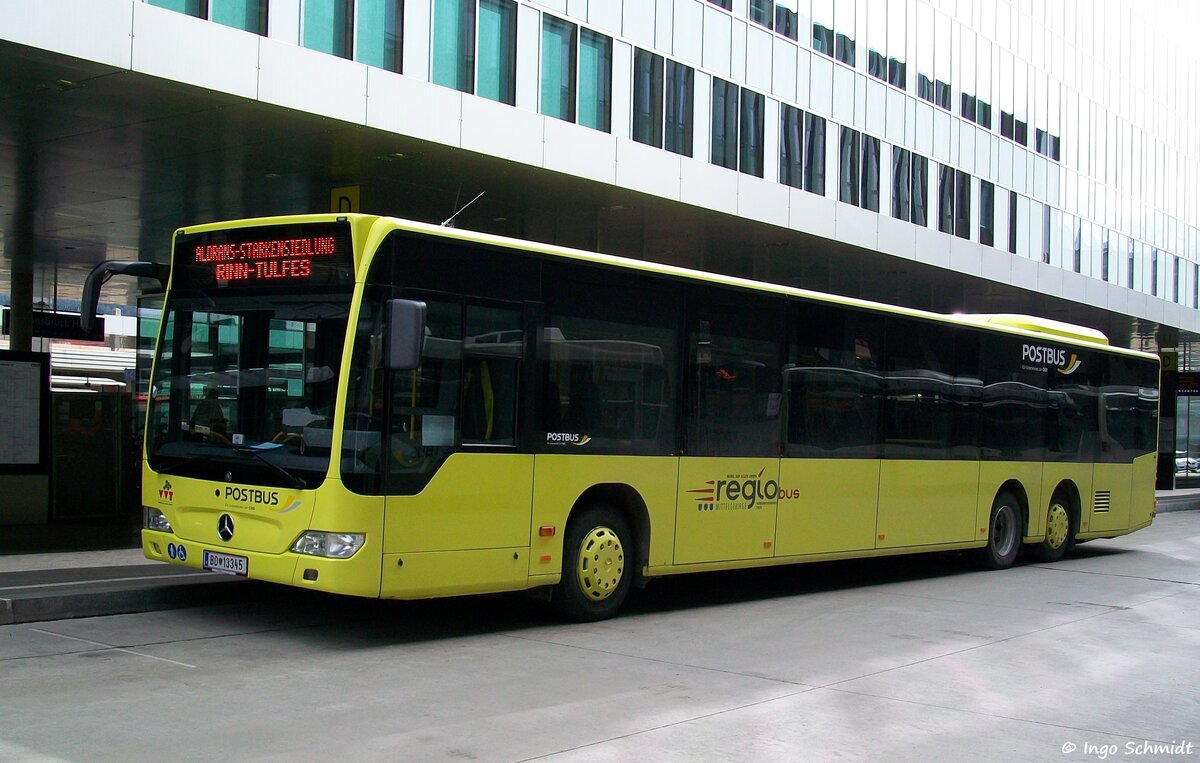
[
  {"left": 1021, "top": 343, "right": 1082, "bottom": 375},
  {"left": 687, "top": 468, "right": 799, "bottom": 511},
  {"left": 546, "top": 432, "right": 592, "bottom": 446},
  {"left": 158, "top": 480, "right": 174, "bottom": 502},
  {"left": 221, "top": 486, "right": 302, "bottom": 514}
]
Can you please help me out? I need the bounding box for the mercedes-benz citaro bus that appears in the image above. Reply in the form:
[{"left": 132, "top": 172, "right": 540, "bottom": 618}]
[{"left": 82, "top": 214, "right": 1160, "bottom": 621}]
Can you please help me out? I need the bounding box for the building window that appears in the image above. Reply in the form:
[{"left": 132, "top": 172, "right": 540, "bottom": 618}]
[
  {"left": 1001, "top": 111, "right": 1014, "bottom": 139},
  {"left": 706, "top": 0, "right": 732, "bottom": 8},
  {"left": 663, "top": 60, "right": 692, "bottom": 155},
  {"left": 804, "top": 113, "right": 827, "bottom": 196},
  {"left": 813, "top": 23, "right": 834, "bottom": 57},
  {"left": 955, "top": 170, "right": 970, "bottom": 239},
  {"left": 839, "top": 128, "right": 879, "bottom": 212},
  {"left": 578, "top": 30, "right": 612, "bottom": 132},
  {"left": 918, "top": 74, "right": 935, "bottom": 104},
  {"left": 1073, "top": 224, "right": 1083, "bottom": 272},
  {"left": 780, "top": 104, "right": 804, "bottom": 189},
  {"left": 868, "top": 50, "right": 886, "bottom": 81},
  {"left": 888, "top": 58, "right": 906, "bottom": 89},
  {"left": 892, "top": 148, "right": 910, "bottom": 221},
  {"left": 1101, "top": 231, "right": 1111, "bottom": 282},
  {"left": 938, "top": 166, "right": 953, "bottom": 234},
  {"left": 1014, "top": 119, "right": 1028, "bottom": 146},
  {"left": 633, "top": 50, "right": 693, "bottom": 156},
  {"left": 960, "top": 94, "right": 992, "bottom": 128},
  {"left": 1174, "top": 255, "right": 1181, "bottom": 303},
  {"left": 1008, "top": 192, "right": 1018, "bottom": 255},
  {"left": 149, "top": 0, "right": 268, "bottom": 34},
  {"left": 749, "top": 0, "right": 773, "bottom": 29},
  {"left": 938, "top": 166, "right": 969, "bottom": 239},
  {"left": 1126, "top": 240, "right": 1135, "bottom": 290},
  {"left": 1034, "top": 128, "right": 1061, "bottom": 161},
  {"left": 541, "top": 17, "right": 577, "bottom": 122},
  {"left": 980, "top": 180, "right": 995, "bottom": 246},
  {"left": 148, "top": 0, "right": 206, "bottom": 16},
  {"left": 542, "top": 20, "right": 615, "bottom": 131},
  {"left": 893, "top": 149, "right": 930, "bottom": 225},
  {"left": 775, "top": 1, "right": 798, "bottom": 40},
  {"left": 1043, "top": 206, "right": 1052, "bottom": 264},
  {"left": 934, "top": 79, "right": 951, "bottom": 111},
  {"left": 835, "top": 32, "right": 855, "bottom": 66},
  {"left": 711, "top": 79, "right": 763, "bottom": 177},
  {"left": 432, "top": 0, "right": 516, "bottom": 105},
  {"left": 839, "top": 128, "right": 860, "bottom": 205},
  {"left": 911, "top": 154, "right": 928, "bottom": 227},
  {"left": 356, "top": 0, "right": 403, "bottom": 72},
  {"left": 304, "top": 0, "right": 353, "bottom": 58},
  {"left": 632, "top": 50, "right": 664, "bottom": 148},
  {"left": 1152, "top": 249, "right": 1159, "bottom": 297}
]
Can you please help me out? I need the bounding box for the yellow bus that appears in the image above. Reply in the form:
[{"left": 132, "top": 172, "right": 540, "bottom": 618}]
[{"left": 83, "top": 213, "right": 1160, "bottom": 621}]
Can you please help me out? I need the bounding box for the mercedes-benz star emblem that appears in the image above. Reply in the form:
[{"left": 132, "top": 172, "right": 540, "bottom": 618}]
[{"left": 217, "top": 514, "right": 235, "bottom": 542}]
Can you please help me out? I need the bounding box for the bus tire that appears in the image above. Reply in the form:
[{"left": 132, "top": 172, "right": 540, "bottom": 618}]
[
  {"left": 553, "top": 506, "right": 632, "bottom": 622},
  {"left": 978, "top": 492, "right": 1021, "bottom": 570},
  {"left": 1030, "top": 496, "right": 1074, "bottom": 563}
]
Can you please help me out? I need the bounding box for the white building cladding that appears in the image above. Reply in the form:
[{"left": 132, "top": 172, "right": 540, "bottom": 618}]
[{"left": 2, "top": 1, "right": 1200, "bottom": 456}]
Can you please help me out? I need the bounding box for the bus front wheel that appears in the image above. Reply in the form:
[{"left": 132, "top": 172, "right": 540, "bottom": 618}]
[
  {"left": 979, "top": 492, "right": 1022, "bottom": 570},
  {"left": 553, "top": 506, "right": 633, "bottom": 622}
]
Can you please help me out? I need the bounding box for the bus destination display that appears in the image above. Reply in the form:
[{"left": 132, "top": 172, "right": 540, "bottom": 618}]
[
  {"left": 193, "top": 236, "right": 335, "bottom": 283},
  {"left": 176, "top": 222, "right": 353, "bottom": 291}
]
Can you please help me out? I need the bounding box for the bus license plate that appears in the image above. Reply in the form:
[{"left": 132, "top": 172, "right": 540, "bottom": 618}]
[{"left": 203, "top": 550, "right": 248, "bottom": 576}]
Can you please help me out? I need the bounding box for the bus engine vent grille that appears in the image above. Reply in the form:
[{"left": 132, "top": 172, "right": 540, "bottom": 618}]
[{"left": 1093, "top": 491, "right": 1111, "bottom": 513}]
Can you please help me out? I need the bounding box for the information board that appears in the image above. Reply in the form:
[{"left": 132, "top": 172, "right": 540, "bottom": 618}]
[{"left": 0, "top": 350, "right": 50, "bottom": 473}]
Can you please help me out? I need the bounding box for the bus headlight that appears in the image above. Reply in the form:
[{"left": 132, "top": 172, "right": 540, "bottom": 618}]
[
  {"left": 291, "top": 531, "right": 365, "bottom": 559},
  {"left": 144, "top": 507, "right": 173, "bottom": 533}
]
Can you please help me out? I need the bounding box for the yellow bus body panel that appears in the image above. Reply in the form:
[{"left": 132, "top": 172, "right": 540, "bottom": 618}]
[
  {"left": 876, "top": 460, "right": 980, "bottom": 548},
  {"left": 383, "top": 453, "right": 534, "bottom": 553},
  {"left": 530, "top": 455, "right": 678, "bottom": 574},
  {"left": 775, "top": 459, "right": 879, "bottom": 555},
  {"left": 674, "top": 458, "right": 779, "bottom": 564},
  {"left": 1090, "top": 463, "right": 1133, "bottom": 533}
]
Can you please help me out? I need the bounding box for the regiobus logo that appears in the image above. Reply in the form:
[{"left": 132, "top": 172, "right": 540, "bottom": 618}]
[
  {"left": 687, "top": 468, "right": 800, "bottom": 511},
  {"left": 1021, "top": 343, "right": 1082, "bottom": 375}
]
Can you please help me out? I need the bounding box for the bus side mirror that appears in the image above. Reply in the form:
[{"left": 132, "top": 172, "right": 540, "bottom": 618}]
[{"left": 386, "top": 299, "right": 427, "bottom": 370}]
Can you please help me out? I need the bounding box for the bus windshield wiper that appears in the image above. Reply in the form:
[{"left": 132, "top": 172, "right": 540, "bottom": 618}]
[{"left": 232, "top": 445, "right": 307, "bottom": 489}]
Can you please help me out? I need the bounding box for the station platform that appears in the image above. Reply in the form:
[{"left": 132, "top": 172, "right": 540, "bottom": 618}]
[{"left": 4, "top": 488, "right": 1200, "bottom": 626}]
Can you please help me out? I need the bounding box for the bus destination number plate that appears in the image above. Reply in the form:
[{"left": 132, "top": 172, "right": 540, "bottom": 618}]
[{"left": 203, "top": 550, "right": 248, "bottom": 576}]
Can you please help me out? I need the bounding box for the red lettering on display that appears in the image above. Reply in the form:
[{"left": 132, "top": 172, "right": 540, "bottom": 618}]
[{"left": 195, "top": 235, "right": 335, "bottom": 283}]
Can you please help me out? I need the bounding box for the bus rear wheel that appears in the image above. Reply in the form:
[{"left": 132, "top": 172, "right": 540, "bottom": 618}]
[
  {"left": 553, "top": 506, "right": 632, "bottom": 622},
  {"left": 978, "top": 492, "right": 1022, "bottom": 570},
  {"left": 1029, "top": 498, "right": 1074, "bottom": 563}
]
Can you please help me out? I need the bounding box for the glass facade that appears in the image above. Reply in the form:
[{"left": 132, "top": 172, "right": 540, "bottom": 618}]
[{"left": 303, "top": 0, "right": 352, "bottom": 58}]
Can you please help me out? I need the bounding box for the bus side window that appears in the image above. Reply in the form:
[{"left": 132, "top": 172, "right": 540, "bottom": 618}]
[
  {"left": 461, "top": 304, "right": 522, "bottom": 446},
  {"left": 686, "top": 292, "right": 786, "bottom": 457}
]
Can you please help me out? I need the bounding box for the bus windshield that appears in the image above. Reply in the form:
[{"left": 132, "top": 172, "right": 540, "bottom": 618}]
[{"left": 146, "top": 293, "right": 351, "bottom": 488}]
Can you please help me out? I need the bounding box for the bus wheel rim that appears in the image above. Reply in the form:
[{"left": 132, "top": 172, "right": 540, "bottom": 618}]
[
  {"left": 1046, "top": 503, "right": 1069, "bottom": 549},
  {"left": 576, "top": 527, "right": 624, "bottom": 602},
  {"left": 993, "top": 505, "right": 1017, "bottom": 557}
]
